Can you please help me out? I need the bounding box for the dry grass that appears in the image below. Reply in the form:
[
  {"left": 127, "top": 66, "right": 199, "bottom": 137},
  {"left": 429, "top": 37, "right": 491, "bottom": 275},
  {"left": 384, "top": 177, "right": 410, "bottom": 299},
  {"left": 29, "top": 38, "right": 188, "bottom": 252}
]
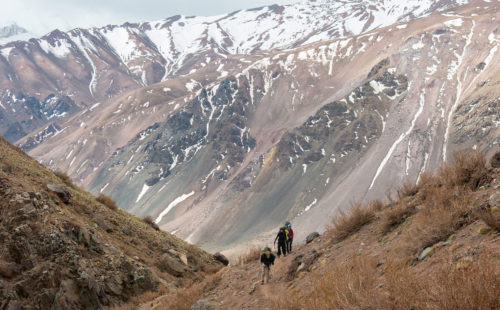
[
  {"left": 477, "top": 206, "right": 500, "bottom": 232},
  {"left": 143, "top": 215, "right": 160, "bottom": 231},
  {"left": 96, "top": 193, "right": 118, "bottom": 211},
  {"left": 437, "top": 150, "right": 490, "bottom": 190},
  {"left": 236, "top": 246, "right": 261, "bottom": 265},
  {"left": 155, "top": 274, "right": 221, "bottom": 310},
  {"left": 385, "top": 255, "right": 500, "bottom": 310},
  {"left": 109, "top": 286, "right": 168, "bottom": 310},
  {"left": 401, "top": 190, "right": 472, "bottom": 259},
  {"left": 327, "top": 201, "right": 376, "bottom": 243},
  {"left": 378, "top": 201, "right": 415, "bottom": 235},
  {"left": 273, "top": 256, "right": 389, "bottom": 309},
  {"left": 396, "top": 181, "right": 419, "bottom": 200},
  {"left": 274, "top": 253, "right": 500, "bottom": 310},
  {"left": 54, "top": 170, "right": 76, "bottom": 188}
]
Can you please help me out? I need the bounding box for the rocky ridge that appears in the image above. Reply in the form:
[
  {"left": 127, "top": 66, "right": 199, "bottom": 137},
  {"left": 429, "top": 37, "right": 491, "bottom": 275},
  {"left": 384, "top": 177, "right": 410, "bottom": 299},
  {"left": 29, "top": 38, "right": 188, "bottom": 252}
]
[{"left": 0, "top": 137, "right": 222, "bottom": 309}]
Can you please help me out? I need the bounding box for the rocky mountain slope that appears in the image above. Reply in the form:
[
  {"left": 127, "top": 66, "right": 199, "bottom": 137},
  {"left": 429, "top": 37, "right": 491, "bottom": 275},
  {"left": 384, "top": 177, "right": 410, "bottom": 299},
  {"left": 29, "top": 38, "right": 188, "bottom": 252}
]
[
  {"left": 0, "top": 0, "right": 470, "bottom": 142},
  {"left": 139, "top": 150, "right": 500, "bottom": 309},
  {"left": 0, "top": 137, "right": 223, "bottom": 309},
  {"left": 5, "top": 0, "right": 500, "bottom": 253}
]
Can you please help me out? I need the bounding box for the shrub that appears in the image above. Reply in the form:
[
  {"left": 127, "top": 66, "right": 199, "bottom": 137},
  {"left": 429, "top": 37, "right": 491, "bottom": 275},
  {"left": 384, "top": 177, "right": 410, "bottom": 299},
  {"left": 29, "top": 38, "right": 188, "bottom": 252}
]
[
  {"left": 143, "top": 215, "right": 160, "bottom": 231},
  {"left": 401, "top": 192, "right": 472, "bottom": 259},
  {"left": 438, "top": 150, "right": 490, "bottom": 190},
  {"left": 396, "top": 181, "right": 419, "bottom": 200},
  {"left": 54, "top": 170, "right": 75, "bottom": 188},
  {"left": 236, "top": 246, "right": 261, "bottom": 265},
  {"left": 378, "top": 202, "right": 415, "bottom": 235},
  {"left": 327, "top": 201, "right": 375, "bottom": 243},
  {"left": 96, "top": 194, "right": 118, "bottom": 210}
]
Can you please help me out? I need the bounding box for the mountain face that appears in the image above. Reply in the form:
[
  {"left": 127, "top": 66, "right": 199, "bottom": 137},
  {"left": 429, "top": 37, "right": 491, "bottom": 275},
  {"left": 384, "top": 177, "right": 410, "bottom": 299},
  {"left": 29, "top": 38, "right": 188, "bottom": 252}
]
[
  {"left": 0, "top": 0, "right": 469, "bottom": 142},
  {"left": 2, "top": 0, "right": 500, "bottom": 252},
  {"left": 0, "top": 136, "right": 222, "bottom": 309}
]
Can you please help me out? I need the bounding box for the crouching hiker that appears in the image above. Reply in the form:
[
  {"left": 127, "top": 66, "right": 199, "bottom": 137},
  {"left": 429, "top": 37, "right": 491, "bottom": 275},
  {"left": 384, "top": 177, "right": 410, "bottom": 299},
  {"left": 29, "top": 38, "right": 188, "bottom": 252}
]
[{"left": 260, "top": 247, "right": 275, "bottom": 284}]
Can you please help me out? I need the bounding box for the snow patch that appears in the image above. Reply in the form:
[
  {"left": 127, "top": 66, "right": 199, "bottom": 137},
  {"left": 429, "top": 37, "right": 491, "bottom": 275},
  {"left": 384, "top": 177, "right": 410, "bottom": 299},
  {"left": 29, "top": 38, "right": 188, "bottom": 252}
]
[
  {"left": 136, "top": 184, "right": 150, "bottom": 203},
  {"left": 155, "top": 191, "right": 195, "bottom": 224}
]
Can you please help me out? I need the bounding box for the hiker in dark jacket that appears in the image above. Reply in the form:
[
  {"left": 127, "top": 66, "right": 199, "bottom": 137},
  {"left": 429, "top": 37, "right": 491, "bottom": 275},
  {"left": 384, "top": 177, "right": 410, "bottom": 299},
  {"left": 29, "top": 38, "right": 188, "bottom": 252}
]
[
  {"left": 260, "top": 247, "right": 275, "bottom": 284},
  {"left": 274, "top": 227, "right": 287, "bottom": 258}
]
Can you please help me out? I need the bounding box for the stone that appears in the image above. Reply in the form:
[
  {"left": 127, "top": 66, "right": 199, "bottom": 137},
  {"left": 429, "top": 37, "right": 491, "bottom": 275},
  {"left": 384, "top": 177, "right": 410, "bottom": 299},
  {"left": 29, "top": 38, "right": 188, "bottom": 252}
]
[
  {"left": 122, "top": 227, "right": 131, "bottom": 235},
  {"left": 478, "top": 227, "right": 491, "bottom": 235},
  {"left": 418, "top": 247, "right": 433, "bottom": 260},
  {"left": 46, "top": 184, "right": 71, "bottom": 203},
  {"left": 306, "top": 232, "right": 320, "bottom": 244},
  {"left": 157, "top": 254, "right": 186, "bottom": 277},
  {"left": 213, "top": 252, "right": 229, "bottom": 266},
  {"left": 489, "top": 193, "right": 500, "bottom": 207},
  {"left": 93, "top": 214, "right": 112, "bottom": 233},
  {"left": 178, "top": 253, "right": 188, "bottom": 265},
  {"left": 490, "top": 151, "right": 500, "bottom": 168},
  {"left": 191, "top": 299, "right": 216, "bottom": 310},
  {"left": 249, "top": 283, "right": 256, "bottom": 295}
]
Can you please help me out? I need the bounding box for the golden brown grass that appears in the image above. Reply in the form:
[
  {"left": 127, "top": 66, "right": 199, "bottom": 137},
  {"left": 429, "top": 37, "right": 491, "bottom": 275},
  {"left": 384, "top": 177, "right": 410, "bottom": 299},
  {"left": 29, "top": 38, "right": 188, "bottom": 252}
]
[
  {"left": 54, "top": 169, "right": 76, "bottom": 188},
  {"left": 327, "top": 201, "right": 376, "bottom": 243},
  {"left": 96, "top": 193, "right": 118, "bottom": 210},
  {"left": 378, "top": 201, "right": 415, "bottom": 235},
  {"left": 437, "top": 150, "right": 490, "bottom": 190},
  {"left": 396, "top": 181, "right": 419, "bottom": 200},
  {"left": 155, "top": 274, "right": 222, "bottom": 310},
  {"left": 109, "top": 286, "right": 168, "bottom": 310},
  {"left": 236, "top": 246, "right": 261, "bottom": 265},
  {"left": 274, "top": 253, "right": 499, "bottom": 310},
  {"left": 143, "top": 215, "right": 160, "bottom": 231},
  {"left": 385, "top": 255, "right": 500, "bottom": 310}
]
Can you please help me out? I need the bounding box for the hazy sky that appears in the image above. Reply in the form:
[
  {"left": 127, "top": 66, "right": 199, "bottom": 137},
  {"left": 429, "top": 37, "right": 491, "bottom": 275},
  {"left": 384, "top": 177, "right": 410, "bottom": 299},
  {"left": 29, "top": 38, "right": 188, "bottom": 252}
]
[{"left": 1, "top": 0, "right": 299, "bottom": 36}]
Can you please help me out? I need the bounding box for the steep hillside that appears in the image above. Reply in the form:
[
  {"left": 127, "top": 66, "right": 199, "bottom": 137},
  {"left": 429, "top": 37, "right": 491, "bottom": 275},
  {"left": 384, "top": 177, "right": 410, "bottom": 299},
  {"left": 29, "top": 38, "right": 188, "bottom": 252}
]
[
  {"left": 0, "top": 137, "right": 222, "bottom": 309},
  {"left": 19, "top": 0, "right": 500, "bottom": 253},
  {"left": 142, "top": 150, "right": 500, "bottom": 309}
]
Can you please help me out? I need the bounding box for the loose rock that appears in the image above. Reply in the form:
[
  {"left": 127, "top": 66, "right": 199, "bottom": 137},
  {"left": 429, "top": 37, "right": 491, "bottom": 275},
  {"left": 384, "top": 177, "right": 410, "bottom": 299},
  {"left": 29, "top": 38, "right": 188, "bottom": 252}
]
[
  {"left": 46, "top": 184, "right": 71, "bottom": 204},
  {"left": 306, "top": 232, "right": 320, "bottom": 244},
  {"left": 213, "top": 252, "right": 229, "bottom": 266}
]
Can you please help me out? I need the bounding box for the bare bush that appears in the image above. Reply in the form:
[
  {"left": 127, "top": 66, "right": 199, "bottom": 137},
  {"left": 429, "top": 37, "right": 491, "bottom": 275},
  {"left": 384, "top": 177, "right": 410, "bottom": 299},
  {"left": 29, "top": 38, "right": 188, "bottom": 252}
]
[
  {"left": 327, "top": 201, "right": 375, "bottom": 243},
  {"left": 143, "top": 215, "right": 160, "bottom": 231},
  {"left": 96, "top": 194, "right": 118, "bottom": 210}
]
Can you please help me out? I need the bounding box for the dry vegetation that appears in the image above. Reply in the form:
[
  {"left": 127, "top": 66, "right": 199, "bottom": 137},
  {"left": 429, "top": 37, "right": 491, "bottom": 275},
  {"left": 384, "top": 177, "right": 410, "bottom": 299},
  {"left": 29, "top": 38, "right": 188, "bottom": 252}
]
[
  {"left": 274, "top": 150, "right": 500, "bottom": 309},
  {"left": 327, "top": 201, "right": 376, "bottom": 242},
  {"left": 236, "top": 246, "right": 262, "bottom": 265},
  {"left": 143, "top": 215, "right": 160, "bottom": 231},
  {"left": 54, "top": 169, "right": 76, "bottom": 188},
  {"left": 151, "top": 275, "right": 222, "bottom": 310},
  {"left": 96, "top": 193, "right": 118, "bottom": 210}
]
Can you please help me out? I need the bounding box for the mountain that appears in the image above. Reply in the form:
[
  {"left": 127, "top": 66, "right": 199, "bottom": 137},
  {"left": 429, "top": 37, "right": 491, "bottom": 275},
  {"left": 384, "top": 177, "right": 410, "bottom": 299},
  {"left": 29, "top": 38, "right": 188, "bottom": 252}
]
[
  {"left": 3, "top": 0, "right": 500, "bottom": 253},
  {"left": 0, "top": 23, "right": 34, "bottom": 45},
  {"left": 0, "top": 0, "right": 470, "bottom": 142},
  {"left": 0, "top": 136, "right": 223, "bottom": 309}
]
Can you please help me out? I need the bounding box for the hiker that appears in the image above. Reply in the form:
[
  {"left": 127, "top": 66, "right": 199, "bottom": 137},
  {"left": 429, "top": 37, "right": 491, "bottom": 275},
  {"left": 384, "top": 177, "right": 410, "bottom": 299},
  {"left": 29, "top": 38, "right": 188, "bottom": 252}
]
[
  {"left": 285, "top": 222, "right": 294, "bottom": 253},
  {"left": 274, "top": 226, "right": 287, "bottom": 258},
  {"left": 260, "top": 247, "right": 275, "bottom": 284}
]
